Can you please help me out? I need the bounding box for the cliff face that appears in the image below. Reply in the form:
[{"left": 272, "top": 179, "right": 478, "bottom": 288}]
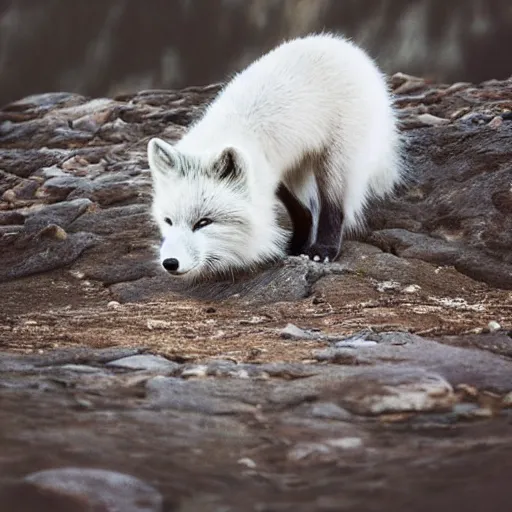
[
  {"left": 1, "top": 0, "right": 512, "bottom": 105},
  {"left": 0, "top": 75, "right": 512, "bottom": 510}
]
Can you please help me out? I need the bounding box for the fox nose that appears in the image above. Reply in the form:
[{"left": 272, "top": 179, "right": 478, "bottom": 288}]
[{"left": 162, "top": 258, "right": 180, "bottom": 273}]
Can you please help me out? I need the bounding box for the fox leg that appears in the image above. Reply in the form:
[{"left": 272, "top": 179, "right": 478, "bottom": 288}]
[
  {"left": 276, "top": 183, "right": 313, "bottom": 256},
  {"left": 304, "top": 185, "right": 344, "bottom": 263}
]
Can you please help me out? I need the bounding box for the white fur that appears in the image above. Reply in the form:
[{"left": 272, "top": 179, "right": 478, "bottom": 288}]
[{"left": 148, "top": 33, "right": 403, "bottom": 280}]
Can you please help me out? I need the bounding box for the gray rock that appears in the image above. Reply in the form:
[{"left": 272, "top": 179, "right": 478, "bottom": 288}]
[
  {"left": 42, "top": 175, "right": 92, "bottom": 201},
  {"left": 24, "top": 467, "right": 163, "bottom": 512},
  {"left": 24, "top": 198, "right": 93, "bottom": 232},
  {"left": 310, "top": 402, "right": 353, "bottom": 421},
  {"left": 336, "top": 368, "right": 455, "bottom": 416},
  {"left": 107, "top": 354, "right": 179, "bottom": 372},
  {"left": 1, "top": 231, "right": 99, "bottom": 282},
  {"left": 146, "top": 376, "right": 260, "bottom": 414},
  {"left": 56, "top": 364, "right": 106, "bottom": 373},
  {"left": 315, "top": 331, "right": 512, "bottom": 392}
]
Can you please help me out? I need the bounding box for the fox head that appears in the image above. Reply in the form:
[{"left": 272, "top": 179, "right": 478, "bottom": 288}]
[{"left": 147, "top": 137, "right": 287, "bottom": 281}]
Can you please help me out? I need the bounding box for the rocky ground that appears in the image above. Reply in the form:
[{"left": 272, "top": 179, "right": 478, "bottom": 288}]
[{"left": 0, "top": 74, "right": 511, "bottom": 511}]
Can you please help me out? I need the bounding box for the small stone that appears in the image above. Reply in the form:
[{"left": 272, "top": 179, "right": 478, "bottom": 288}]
[
  {"left": 334, "top": 335, "right": 378, "bottom": 349},
  {"left": 393, "top": 79, "right": 426, "bottom": 95},
  {"left": 279, "top": 323, "right": 315, "bottom": 340},
  {"left": 450, "top": 106, "right": 472, "bottom": 120},
  {"left": 456, "top": 383, "right": 479, "bottom": 398},
  {"left": 58, "top": 364, "right": 104, "bottom": 373},
  {"left": 376, "top": 280, "right": 401, "bottom": 292},
  {"left": 502, "top": 392, "right": 512, "bottom": 407},
  {"left": 181, "top": 365, "right": 208, "bottom": 378},
  {"left": 75, "top": 397, "right": 94, "bottom": 409},
  {"left": 287, "top": 442, "right": 331, "bottom": 462},
  {"left": 402, "top": 284, "right": 421, "bottom": 294},
  {"left": 238, "top": 457, "right": 257, "bottom": 469},
  {"left": 339, "top": 370, "right": 455, "bottom": 415},
  {"left": 488, "top": 115, "right": 503, "bottom": 129},
  {"left": 310, "top": 402, "right": 352, "bottom": 421},
  {"left": 37, "top": 165, "right": 67, "bottom": 179},
  {"left": 107, "top": 300, "right": 121, "bottom": 309},
  {"left": 487, "top": 320, "right": 501, "bottom": 333},
  {"left": 325, "top": 437, "right": 363, "bottom": 450},
  {"left": 146, "top": 319, "right": 172, "bottom": 330},
  {"left": 69, "top": 270, "right": 86, "bottom": 279},
  {"left": 416, "top": 113, "right": 450, "bottom": 126},
  {"left": 23, "top": 467, "right": 163, "bottom": 512},
  {"left": 2, "top": 189, "right": 16, "bottom": 203},
  {"left": 106, "top": 354, "right": 178, "bottom": 372},
  {"left": 39, "top": 224, "right": 68, "bottom": 240}
]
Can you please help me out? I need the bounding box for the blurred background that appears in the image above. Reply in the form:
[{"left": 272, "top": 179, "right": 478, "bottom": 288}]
[{"left": 1, "top": 0, "right": 511, "bottom": 106}]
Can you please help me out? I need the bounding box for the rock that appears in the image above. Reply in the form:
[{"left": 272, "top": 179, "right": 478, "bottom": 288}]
[
  {"left": 2, "top": 76, "right": 512, "bottom": 512},
  {"left": 146, "top": 376, "right": 260, "bottom": 414},
  {"left": 309, "top": 402, "right": 353, "bottom": 421},
  {"left": 22, "top": 468, "right": 163, "bottom": 512},
  {"left": 336, "top": 368, "right": 455, "bottom": 415},
  {"left": 57, "top": 364, "right": 105, "bottom": 373},
  {"left": 110, "top": 256, "right": 321, "bottom": 303},
  {"left": 280, "top": 323, "right": 318, "bottom": 341},
  {"left": 24, "top": 198, "right": 93, "bottom": 232},
  {"left": 106, "top": 354, "right": 179, "bottom": 372},
  {"left": 1, "top": 231, "right": 99, "bottom": 282},
  {"left": 315, "top": 331, "right": 512, "bottom": 392}
]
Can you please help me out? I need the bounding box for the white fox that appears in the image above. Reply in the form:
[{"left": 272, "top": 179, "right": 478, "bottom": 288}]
[{"left": 148, "top": 32, "right": 403, "bottom": 280}]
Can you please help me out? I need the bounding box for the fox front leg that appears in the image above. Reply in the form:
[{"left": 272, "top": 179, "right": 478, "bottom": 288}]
[
  {"left": 303, "top": 190, "right": 344, "bottom": 263},
  {"left": 276, "top": 183, "right": 313, "bottom": 256}
]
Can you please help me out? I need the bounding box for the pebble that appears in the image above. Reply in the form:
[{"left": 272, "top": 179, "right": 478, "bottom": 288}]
[
  {"left": 106, "top": 354, "right": 178, "bottom": 372},
  {"left": 325, "top": 437, "right": 363, "bottom": 450},
  {"left": 23, "top": 467, "right": 163, "bottom": 512},
  {"left": 416, "top": 113, "right": 450, "bottom": 126},
  {"left": 288, "top": 442, "right": 331, "bottom": 461},
  {"left": 39, "top": 223, "right": 68, "bottom": 240},
  {"left": 2, "top": 189, "right": 16, "bottom": 203},
  {"left": 376, "top": 280, "right": 401, "bottom": 292},
  {"left": 503, "top": 392, "right": 512, "bottom": 407},
  {"left": 402, "top": 284, "right": 422, "bottom": 294},
  {"left": 334, "top": 336, "right": 378, "bottom": 349},
  {"left": 146, "top": 319, "right": 172, "bottom": 330},
  {"left": 339, "top": 370, "right": 455, "bottom": 416},
  {"left": 310, "top": 402, "right": 353, "bottom": 421},
  {"left": 487, "top": 320, "right": 501, "bottom": 333},
  {"left": 58, "top": 364, "right": 105, "bottom": 373},
  {"left": 279, "top": 323, "right": 316, "bottom": 340},
  {"left": 238, "top": 457, "right": 257, "bottom": 469},
  {"left": 181, "top": 365, "right": 209, "bottom": 378},
  {"left": 488, "top": 115, "right": 503, "bottom": 129}
]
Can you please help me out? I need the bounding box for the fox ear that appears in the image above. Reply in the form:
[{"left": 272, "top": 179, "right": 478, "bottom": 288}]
[
  {"left": 147, "top": 138, "right": 181, "bottom": 178},
  {"left": 213, "top": 147, "right": 246, "bottom": 184}
]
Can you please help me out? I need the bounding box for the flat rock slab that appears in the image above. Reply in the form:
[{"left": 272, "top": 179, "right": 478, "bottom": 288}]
[
  {"left": 0, "top": 339, "right": 511, "bottom": 511},
  {"left": 1, "top": 75, "right": 512, "bottom": 510}
]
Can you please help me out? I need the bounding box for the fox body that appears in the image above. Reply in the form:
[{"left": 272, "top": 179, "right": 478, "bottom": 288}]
[{"left": 148, "top": 33, "right": 403, "bottom": 280}]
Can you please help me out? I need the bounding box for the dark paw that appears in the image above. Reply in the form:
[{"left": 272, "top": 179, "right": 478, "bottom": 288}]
[{"left": 303, "top": 244, "right": 340, "bottom": 263}]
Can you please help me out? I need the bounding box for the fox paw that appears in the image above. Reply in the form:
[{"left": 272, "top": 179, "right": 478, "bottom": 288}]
[{"left": 303, "top": 244, "right": 339, "bottom": 263}]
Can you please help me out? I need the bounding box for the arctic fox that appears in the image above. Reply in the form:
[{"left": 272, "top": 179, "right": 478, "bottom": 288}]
[{"left": 148, "top": 33, "right": 402, "bottom": 280}]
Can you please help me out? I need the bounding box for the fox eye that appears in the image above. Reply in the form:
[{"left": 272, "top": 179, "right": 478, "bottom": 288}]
[
  {"left": 193, "top": 218, "right": 213, "bottom": 231},
  {"left": 164, "top": 217, "right": 173, "bottom": 226}
]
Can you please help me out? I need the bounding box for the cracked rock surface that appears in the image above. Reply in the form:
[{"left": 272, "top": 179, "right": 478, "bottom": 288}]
[{"left": 1, "top": 74, "right": 512, "bottom": 511}]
